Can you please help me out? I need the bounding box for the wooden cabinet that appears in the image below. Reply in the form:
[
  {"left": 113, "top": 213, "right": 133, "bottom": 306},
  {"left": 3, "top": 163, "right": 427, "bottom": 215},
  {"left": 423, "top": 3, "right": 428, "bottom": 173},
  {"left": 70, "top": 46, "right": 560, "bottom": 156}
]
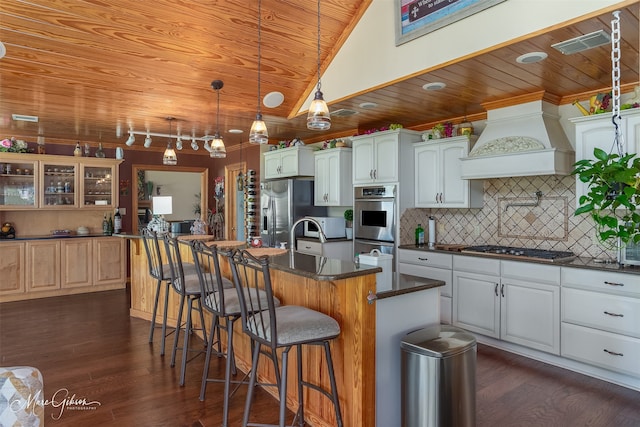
[
  {"left": 263, "top": 146, "right": 315, "bottom": 179},
  {"left": 414, "top": 136, "right": 483, "bottom": 208},
  {"left": 0, "top": 153, "right": 121, "bottom": 210},
  {"left": 0, "top": 241, "right": 25, "bottom": 295},
  {"left": 0, "top": 154, "right": 38, "bottom": 209},
  {"left": 26, "top": 240, "right": 61, "bottom": 292},
  {"left": 61, "top": 239, "right": 93, "bottom": 288},
  {"left": 314, "top": 148, "right": 352, "bottom": 206},
  {"left": 398, "top": 249, "right": 453, "bottom": 324},
  {"left": 352, "top": 129, "right": 421, "bottom": 185},
  {"left": 561, "top": 267, "right": 640, "bottom": 376},
  {"left": 0, "top": 236, "right": 125, "bottom": 302},
  {"left": 94, "top": 237, "right": 126, "bottom": 285},
  {"left": 570, "top": 109, "right": 640, "bottom": 209},
  {"left": 453, "top": 256, "right": 560, "bottom": 354}
]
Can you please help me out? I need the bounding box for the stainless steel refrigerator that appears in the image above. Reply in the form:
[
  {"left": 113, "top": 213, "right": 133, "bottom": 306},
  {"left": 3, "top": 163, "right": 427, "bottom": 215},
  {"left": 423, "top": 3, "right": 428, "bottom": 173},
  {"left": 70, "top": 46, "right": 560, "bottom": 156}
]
[{"left": 260, "top": 178, "right": 327, "bottom": 248}]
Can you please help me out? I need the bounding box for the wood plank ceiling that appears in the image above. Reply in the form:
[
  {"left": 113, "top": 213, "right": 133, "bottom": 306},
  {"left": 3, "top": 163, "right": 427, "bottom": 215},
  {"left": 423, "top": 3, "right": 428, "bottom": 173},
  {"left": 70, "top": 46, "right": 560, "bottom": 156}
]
[{"left": 0, "top": 0, "right": 639, "bottom": 155}]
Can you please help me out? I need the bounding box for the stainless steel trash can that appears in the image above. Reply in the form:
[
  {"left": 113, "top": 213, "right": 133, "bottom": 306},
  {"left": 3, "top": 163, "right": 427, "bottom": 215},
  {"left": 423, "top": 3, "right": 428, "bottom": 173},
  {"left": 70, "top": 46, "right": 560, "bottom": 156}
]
[{"left": 401, "top": 325, "right": 476, "bottom": 427}]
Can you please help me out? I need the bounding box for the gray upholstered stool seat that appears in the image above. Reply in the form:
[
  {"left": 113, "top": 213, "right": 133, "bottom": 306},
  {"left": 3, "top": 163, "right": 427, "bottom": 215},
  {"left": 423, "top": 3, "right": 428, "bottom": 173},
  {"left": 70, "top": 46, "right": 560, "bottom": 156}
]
[{"left": 249, "top": 305, "right": 340, "bottom": 345}]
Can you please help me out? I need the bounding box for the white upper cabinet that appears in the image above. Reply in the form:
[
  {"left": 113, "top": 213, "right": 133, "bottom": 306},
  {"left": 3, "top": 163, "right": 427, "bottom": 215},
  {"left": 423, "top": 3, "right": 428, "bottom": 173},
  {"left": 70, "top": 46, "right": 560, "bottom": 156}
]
[
  {"left": 352, "top": 129, "right": 421, "bottom": 185},
  {"left": 571, "top": 109, "right": 640, "bottom": 208},
  {"left": 263, "top": 146, "right": 315, "bottom": 180},
  {"left": 414, "top": 136, "right": 483, "bottom": 208},
  {"left": 314, "top": 148, "right": 352, "bottom": 206}
]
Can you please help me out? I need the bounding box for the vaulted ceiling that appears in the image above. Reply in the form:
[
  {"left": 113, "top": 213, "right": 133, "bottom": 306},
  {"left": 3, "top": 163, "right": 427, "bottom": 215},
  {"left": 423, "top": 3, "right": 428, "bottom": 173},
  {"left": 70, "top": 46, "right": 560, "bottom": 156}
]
[{"left": 1, "top": 0, "right": 639, "bottom": 155}]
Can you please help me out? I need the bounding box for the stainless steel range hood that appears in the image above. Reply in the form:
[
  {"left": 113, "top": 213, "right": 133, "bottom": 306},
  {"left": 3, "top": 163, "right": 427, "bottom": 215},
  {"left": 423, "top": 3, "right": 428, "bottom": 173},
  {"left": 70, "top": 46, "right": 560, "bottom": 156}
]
[{"left": 460, "top": 96, "right": 574, "bottom": 179}]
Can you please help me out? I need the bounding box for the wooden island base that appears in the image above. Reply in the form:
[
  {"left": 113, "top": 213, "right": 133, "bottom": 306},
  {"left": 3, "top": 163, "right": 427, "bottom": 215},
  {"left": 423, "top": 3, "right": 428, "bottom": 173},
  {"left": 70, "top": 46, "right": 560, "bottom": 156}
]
[{"left": 128, "top": 237, "right": 378, "bottom": 427}]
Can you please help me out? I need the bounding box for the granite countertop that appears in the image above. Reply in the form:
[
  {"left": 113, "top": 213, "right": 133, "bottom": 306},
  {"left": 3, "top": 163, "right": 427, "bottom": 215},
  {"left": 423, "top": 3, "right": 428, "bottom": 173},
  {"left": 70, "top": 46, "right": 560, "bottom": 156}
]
[
  {"left": 376, "top": 273, "right": 445, "bottom": 300},
  {"left": 398, "top": 244, "right": 640, "bottom": 276},
  {"left": 266, "top": 250, "right": 382, "bottom": 281}
]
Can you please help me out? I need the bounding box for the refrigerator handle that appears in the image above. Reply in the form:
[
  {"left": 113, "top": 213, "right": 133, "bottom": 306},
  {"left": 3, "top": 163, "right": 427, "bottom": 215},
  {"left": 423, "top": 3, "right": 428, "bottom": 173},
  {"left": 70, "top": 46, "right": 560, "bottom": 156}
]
[
  {"left": 262, "top": 208, "right": 268, "bottom": 233},
  {"left": 270, "top": 196, "right": 276, "bottom": 245}
]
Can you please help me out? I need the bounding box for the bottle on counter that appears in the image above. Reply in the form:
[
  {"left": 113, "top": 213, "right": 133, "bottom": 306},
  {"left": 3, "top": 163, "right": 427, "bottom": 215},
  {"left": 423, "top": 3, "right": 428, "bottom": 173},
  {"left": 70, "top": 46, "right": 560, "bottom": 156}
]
[
  {"left": 415, "top": 223, "right": 425, "bottom": 246},
  {"left": 107, "top": 214, "right": 114, "bottom": 235},
  {"left": 114, "top": 207, "right": 122, "bottom": 234},
  {"left": 102, "top": 214, "right": 109, "bottom": 235}
]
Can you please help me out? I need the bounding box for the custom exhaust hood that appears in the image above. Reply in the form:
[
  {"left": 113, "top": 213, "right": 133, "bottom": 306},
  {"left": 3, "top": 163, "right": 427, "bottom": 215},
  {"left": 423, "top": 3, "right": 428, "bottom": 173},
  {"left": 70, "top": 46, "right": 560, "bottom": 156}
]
[{"left": 460, "top": 94, "right": 575, "bottom": 179}]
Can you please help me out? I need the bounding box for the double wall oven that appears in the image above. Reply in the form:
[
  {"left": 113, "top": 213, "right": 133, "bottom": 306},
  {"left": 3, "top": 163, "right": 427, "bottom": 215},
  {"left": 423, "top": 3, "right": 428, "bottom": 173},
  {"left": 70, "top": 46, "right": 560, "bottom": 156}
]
[{"left": 353, "top": 184, "right": 397, "bottom": 272}]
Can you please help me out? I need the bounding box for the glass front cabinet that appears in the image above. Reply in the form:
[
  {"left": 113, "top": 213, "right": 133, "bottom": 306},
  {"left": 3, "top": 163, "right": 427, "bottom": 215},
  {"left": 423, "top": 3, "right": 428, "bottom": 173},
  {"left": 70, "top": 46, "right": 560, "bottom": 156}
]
[
  {"left": 0, "top": 154, "right": 38, "bottom": 209},
  {"left": 0, "top": 153, "right": 121, "bottom": 210}
]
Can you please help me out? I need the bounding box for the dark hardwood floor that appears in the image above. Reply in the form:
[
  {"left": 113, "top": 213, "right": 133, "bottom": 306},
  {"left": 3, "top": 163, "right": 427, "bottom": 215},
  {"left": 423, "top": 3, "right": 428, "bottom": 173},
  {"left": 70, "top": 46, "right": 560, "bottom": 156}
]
[{"left": 1, "top": 289, "right": 639, "bottom": 426}]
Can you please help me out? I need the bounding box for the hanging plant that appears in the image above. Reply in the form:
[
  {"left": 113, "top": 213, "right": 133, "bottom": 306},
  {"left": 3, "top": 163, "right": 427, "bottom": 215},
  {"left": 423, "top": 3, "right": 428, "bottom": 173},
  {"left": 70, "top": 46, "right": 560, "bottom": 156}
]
[{"left": 573, "top": 147, "right": 640, "bottom": 247}]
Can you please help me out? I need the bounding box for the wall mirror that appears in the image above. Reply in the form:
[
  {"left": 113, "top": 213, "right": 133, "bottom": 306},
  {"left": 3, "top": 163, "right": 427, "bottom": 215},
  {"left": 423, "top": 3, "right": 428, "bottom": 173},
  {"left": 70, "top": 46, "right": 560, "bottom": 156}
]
[{"left": 132, "top": 164, "right": 208, "bottom": 231}]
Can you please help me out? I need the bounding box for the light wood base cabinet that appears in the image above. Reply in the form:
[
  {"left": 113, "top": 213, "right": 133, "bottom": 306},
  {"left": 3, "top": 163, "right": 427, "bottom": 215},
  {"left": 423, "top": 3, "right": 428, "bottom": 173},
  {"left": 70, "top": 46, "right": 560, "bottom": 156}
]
[{"left": 0, "top": 237, "right": 125, "bottom": 302}]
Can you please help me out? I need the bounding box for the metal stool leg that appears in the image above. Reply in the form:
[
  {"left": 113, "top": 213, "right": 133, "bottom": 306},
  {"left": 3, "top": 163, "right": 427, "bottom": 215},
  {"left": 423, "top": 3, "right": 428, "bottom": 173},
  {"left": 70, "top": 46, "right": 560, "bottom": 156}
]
[
  {"left": 171, "top": 294, "right": 186, "bottom": 368},
  {"left": 148, "top": 278, "right": 162, "bottom": 343},
  {"left": 200, "top": 314, "right": 219, "bottom": 401},
  {"left": 296, "top": 344, "right": 304, "bottom": 427},
  {"left": 324, "top": 341, "right": 343, "bottom": 427},
  {"left": 242, "top": 342, "right": 262, "bottom": 427},
  {"left": 160, "top": 280, "right": 171, "bottom": 356},
  {"left": 279, "top": 347, "right": 291, "bottom": 427},
  {"left": 179, "top": 296, "right": 194, "bottom": 386}
]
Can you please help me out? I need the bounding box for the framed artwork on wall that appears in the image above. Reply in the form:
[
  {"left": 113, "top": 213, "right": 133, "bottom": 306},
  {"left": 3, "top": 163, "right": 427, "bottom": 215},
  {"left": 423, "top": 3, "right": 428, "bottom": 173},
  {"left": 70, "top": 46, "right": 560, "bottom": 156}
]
[{"left": 395, "top": 0, "right": 506, "bottom": 46}]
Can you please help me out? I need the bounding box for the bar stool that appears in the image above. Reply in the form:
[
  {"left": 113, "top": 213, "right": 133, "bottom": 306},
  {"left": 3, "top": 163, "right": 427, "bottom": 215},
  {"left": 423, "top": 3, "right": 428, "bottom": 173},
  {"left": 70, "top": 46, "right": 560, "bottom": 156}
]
[
  {"left": 163, "top": 235, "right": 208, "bottom": 386},
  {"left": 191, "top": 241, "right": 277, "bottom": 427},
  {"left": 141, "top": 229, "right": 198, "bottom": 355},
  {"left": 227, "top": 249, "right": 343, "bottom": 427}
]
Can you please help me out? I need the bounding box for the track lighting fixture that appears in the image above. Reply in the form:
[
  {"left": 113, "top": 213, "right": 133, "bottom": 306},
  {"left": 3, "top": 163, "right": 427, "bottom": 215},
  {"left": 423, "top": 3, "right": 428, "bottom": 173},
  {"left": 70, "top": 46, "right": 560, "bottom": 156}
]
[
  {"left": 249, "top": 0, "right": 269, "bottom": 144},
  {"left": 175, "top": 136, "right": 183, "bottom": 150},
  {"left": 307, "top": 0, "right": 331, "bottom": 130},
  {"left": 144, "top": 132, "right": 152, "bottom": 148},
  {"left": 125, "top": 132, "right": 135, "bottom": 146},
  {"left": 191, "top": 139, "right": 199, "bottom": 150},
  {"left": 210, "top": 79, "right": 227, "bottom": 158}
]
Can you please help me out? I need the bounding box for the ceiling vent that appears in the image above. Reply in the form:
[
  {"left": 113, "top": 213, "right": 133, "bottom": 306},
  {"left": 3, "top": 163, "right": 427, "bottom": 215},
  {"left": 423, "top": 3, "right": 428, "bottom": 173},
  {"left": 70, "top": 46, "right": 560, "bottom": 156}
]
[
  {"left": 551, "top": 30, "right": 610, "bottom": 55},
  {"left": 331, "top": 108, "right": 359, "bottom": 117},
  {"left": 11, "top": 114, "right": 39, "bottom": 122}
]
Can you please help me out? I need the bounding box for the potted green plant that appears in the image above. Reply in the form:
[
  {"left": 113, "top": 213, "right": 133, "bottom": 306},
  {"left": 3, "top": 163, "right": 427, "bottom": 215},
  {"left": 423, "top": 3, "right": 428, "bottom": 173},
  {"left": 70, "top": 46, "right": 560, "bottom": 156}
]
[
  {"left": 573, "top": 147, "right": 640, "bottom": 247},
  {"left": 344, "top": 209, "right": 353, "bottom": 239}
]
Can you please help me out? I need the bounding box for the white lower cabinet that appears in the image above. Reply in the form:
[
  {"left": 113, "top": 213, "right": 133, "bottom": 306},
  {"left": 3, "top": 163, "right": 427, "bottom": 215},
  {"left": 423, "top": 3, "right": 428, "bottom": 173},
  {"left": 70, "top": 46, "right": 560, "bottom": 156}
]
[
  {"left": 453, "top": 257, "right": 560, "bottom": 354},
  {"left": 561, "top": 267, "right": 640, "bottom": 377},
  {"left": 397, "top": 249, "right": 452, "bottom": 324}
]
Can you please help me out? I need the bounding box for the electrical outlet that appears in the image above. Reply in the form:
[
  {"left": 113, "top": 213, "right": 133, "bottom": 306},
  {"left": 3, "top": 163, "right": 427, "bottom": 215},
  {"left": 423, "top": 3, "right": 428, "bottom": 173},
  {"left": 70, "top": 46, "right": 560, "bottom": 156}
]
[{"left": 117, "top": 207, "right": 126, "bottom": 215}]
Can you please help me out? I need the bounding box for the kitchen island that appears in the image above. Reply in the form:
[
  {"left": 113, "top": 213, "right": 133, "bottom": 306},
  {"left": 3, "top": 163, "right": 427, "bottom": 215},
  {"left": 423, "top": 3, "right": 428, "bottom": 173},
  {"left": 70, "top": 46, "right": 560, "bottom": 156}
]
[{"left": 127, "top": 235, "right": 444, "bottom": 427}]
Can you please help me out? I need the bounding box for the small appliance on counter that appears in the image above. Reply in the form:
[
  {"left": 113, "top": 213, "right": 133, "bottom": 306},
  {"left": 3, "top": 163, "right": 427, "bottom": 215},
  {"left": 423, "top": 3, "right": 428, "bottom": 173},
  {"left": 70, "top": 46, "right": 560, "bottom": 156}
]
[{"left": 303, "top": 216, "right": 346, "bottom": 239}]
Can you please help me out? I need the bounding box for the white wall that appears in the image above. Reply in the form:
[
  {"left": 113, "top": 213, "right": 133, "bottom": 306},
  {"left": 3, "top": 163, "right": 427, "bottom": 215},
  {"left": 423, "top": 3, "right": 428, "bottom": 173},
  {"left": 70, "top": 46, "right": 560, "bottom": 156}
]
[{"left": 146, "top": 171, "right": 201, "bottom": 221}]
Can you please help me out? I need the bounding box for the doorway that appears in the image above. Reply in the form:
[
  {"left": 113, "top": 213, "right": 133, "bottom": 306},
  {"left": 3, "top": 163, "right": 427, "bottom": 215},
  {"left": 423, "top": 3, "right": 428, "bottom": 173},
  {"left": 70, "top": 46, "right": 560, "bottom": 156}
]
[{"left": 225, "top": 162, "right": 245, "bottom": 240}]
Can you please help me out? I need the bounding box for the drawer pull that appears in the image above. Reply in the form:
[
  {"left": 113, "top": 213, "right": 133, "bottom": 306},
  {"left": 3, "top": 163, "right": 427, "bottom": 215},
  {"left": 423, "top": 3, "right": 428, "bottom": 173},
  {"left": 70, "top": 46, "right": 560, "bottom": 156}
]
[
  {"left": 603, "top": 349, "right": 624, "bottom": 357},
  {"left": 418, "top": 257, "right": 429, "bottom": 261},
  {"left": 304, "top": 246, "right": 311, "bottom": 249},
  {"left": 604, "top": 281, "right": 624, "bottom": 287},
  {"left": 604, "top": 311, "right": 624, "bottom": 317}
]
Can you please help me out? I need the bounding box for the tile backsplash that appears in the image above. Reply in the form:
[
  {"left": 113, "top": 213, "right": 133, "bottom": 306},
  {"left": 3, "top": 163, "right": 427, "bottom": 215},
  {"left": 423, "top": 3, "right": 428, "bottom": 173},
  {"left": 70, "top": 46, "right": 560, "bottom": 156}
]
[{"left": 400, "top": 175, "right": 617, "bottom": 260}]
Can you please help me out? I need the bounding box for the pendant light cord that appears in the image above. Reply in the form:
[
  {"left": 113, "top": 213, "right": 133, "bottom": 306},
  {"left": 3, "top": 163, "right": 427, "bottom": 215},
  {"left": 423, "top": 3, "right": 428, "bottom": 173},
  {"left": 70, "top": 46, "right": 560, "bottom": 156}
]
[
  {"left": 316, "top": 0, "right": 322, "bottom": 93},
  {"left": 257, "top": 0, "right": 262, "bottom": 116},
  {"left": 216, "top": 86, "right": 220, "bottom": 136}
]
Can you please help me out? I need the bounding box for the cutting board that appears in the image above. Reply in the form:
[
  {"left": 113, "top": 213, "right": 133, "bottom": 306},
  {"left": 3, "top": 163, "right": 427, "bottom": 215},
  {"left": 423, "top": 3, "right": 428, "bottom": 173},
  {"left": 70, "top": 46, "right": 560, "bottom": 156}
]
[{"left": 435, "top": 244, "right": 467, "bottom": 252}]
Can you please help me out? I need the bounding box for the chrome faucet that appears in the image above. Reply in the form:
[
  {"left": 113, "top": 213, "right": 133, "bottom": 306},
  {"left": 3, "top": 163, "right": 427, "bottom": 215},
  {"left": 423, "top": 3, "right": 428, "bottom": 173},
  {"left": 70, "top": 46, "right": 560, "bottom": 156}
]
[{"left": 290, "top": 217, "right": 327, "bottom": 250}]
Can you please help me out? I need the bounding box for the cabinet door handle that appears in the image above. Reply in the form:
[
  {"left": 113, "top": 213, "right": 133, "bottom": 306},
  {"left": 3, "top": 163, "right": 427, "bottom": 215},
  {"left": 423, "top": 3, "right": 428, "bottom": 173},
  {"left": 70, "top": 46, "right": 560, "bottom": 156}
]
[
  {"left": 500, "top": 283, "right": 505, "bottom": 297},
  {"left": 604, "top": 311, "right": 624, "bottom": 317},
  {"left": 374, "top": 169, "right": 377, "bottom": 179},
  {"left": 494, "top": 283, "right": 499, "bottom": 297},
  {"left": 369, "top": 170, "right": 373, "bottom": 179},
  {"left": 604, "top": 281, "right": 624, "bottom": 287},
  {"left": 603, "top": 349, "right": 624, "bottom": 357}
]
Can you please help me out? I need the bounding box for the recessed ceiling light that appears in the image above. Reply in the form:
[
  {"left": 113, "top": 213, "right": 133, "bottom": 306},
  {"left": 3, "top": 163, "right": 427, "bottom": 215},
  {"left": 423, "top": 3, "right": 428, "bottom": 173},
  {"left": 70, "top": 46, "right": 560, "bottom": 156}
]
[
  {"left": 359, "top": 102, "right": 378, "bottom": 109},
  {"left": 551, "top": 29, "right": 611, "bottom": 55},
  {"left": 228, "top": 129, "right": 243, "bottom": 134},
  {"left": 422, "top": 82, "right": 446, "bottom": 91},
  {"left": 516, "top": 51, "right": 548, "bottom": 64},
  {"left": 263, "top": 91, "right": 284, "bottom": 108},
  {"left": 11, "top": 114, "right": 38, "bottom": 122}
]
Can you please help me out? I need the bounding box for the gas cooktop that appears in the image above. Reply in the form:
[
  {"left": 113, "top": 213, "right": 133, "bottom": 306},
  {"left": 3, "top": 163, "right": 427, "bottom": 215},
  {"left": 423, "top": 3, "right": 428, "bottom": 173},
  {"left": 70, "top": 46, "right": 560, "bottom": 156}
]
[{"left": 461, "top": 245, "right": 576, "bottom": 263}]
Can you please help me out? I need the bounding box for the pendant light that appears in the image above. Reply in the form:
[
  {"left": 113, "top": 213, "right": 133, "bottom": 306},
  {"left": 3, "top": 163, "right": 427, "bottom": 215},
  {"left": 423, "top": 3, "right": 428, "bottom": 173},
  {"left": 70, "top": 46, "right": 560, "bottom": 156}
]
[
  {"left": 162, "top": 117, "right": 177, "bottom": 165},
  {"left": 210, "top": 79, "right": 227, "bottom": 158},
  {"left": 307, "top": 0, "right": 331, "bottom": 130},
  {"left": 249, "top": 0, "right": 269, "bottom": 144}
]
